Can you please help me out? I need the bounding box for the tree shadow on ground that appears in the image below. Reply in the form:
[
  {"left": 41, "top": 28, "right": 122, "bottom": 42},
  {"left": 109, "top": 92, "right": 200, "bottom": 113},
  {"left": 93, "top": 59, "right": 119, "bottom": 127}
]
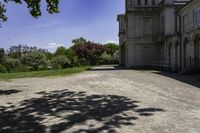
[
  {"left": 0, "top": 89, "right": 22, "bottom": 96},
  {"left": 0, "top": 89, "right": 165, "bottom": 133},
  {"left": 153, "top": 71, "right": 200, "bottom": 88}
]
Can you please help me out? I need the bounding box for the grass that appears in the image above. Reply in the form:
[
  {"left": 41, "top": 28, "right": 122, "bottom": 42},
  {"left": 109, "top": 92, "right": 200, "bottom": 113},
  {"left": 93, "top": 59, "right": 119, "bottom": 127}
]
[{"left": 0, "top": 66, "right": 92, "bottom": 81}]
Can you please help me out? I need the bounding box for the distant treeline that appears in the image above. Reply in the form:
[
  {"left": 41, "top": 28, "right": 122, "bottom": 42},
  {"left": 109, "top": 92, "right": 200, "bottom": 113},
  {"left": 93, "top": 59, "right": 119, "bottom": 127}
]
[{"left": 0, "top": 37, "right": 119, "bottom": 73}]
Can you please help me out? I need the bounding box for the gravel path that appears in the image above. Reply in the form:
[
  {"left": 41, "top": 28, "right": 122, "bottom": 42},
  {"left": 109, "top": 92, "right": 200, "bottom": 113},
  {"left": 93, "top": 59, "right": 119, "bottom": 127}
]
[{"left": 0, "top": 65, "right": 200, "bottom": 133}]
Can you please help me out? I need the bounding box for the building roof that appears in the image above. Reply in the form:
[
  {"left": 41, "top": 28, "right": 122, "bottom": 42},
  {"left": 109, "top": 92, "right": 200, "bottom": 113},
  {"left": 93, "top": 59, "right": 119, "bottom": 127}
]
[
  {"left": 174, "top": 0, "right": 191, "bottom": 5},
  {"left": 117, "top": 14, "right": 125, "bottom": 21},
  {"left": 178, "top": 0, "right": 196, "bottom": 11}
]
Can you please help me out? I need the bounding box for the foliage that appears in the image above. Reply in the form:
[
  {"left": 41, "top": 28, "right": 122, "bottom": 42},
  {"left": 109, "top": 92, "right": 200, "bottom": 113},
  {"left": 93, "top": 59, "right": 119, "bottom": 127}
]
[
  {"left": 0, "top": 38, "right": 120, "bottom": 73},
  {"left": 55, "top": 46, "right": 66, "bottom": 56},
  {"left": 75, "top": 42, "right": 107, "bottom": 65},
  {"left": 0, "top": 0, "right": 60, "bottom": 23},
  {"left": 0, "top": 2, "right": 7, "bottom": 23},
  {"left": 0, "top": 64, "right": 7, "bottom": 73},
  {"left": 105, "top": 43, "right": 119, "bottom": 56},
  {"left": 8, "top": 45, "right": 23, "bottom": 58},
  {"left": 51, "top": 55, "right": 71, "bottom": 69},
  {"left": 71, "top": 37, "right": 87, "bottom": 50},
  {"left": 4, "top": 57, "right": 21, "bottom": 72},
  {"left": 21, "top": 51, "right": 47, "bottom": 71},
  {"left": 100, "top": 52, "right": 112, "bottom": 64},
  {"left": 113, "top": 50, "right": 119, "bottom": 62},
  {"left": 0, "top": 66, "right": 92, "bottom": 80},
  {"left": 7, "top": 44, "right": 48, "bottom": 59},
  {"left": 0, "top": 48, "right": 5, "bottom": 64},
  {"left": 65, "top": 48, "right": 75, "bottom": 62},
  {"left": 45, "top": 51, "right": 54, "bottom": 60}
]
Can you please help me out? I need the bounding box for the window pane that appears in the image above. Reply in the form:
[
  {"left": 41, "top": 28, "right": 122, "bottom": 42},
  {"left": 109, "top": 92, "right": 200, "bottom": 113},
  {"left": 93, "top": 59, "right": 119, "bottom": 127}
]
[{"left": 195, "top": 8, "right": 200, "bottom": 26}]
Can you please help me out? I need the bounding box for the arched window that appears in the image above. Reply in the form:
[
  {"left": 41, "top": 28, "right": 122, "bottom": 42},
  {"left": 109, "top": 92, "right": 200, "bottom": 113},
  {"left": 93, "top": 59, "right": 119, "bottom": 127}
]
[
  {"left": 168, "top": 43, "right": 172, "bottom": 67},
  {"left": 175, "top": 41, "right": 180, "bottom": 68},
  {"left": 194, "top": 34, "right": 200, "bottom": 59},
  {"left": 183, "top": 37, "right": 190, "bottom": 68},
  {"left": 194, "top": 34, "right": 200, "bottom": 68}
]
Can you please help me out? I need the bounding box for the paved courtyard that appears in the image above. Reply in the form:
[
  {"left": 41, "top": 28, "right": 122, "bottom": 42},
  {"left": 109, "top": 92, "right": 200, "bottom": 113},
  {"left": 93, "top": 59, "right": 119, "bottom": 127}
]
[{"left": 0, "top": 65, "right": 200, "bottom": 133}]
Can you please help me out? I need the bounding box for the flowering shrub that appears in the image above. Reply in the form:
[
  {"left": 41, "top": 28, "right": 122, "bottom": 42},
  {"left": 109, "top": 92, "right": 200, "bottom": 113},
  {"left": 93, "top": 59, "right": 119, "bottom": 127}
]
[{"left": 75, "top": 42, "right": 108, "bottom": 65}]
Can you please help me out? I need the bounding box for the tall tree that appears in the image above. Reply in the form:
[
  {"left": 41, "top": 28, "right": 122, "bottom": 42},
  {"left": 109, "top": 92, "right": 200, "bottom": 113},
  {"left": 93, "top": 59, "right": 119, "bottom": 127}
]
[
  {"left": 105, "top": 43, "right": 119, "bottom": 56},
  {"left": 55, "top": 46, "right": 66, "bottom": 56},
  {"left": 7, "top": 44, "right": 48, "bottom": 58},
  {"left": 0, "top": 0, "right": 60, "bottom": 23},
  {"left": 75, "top": 42, "right": 107, "bottom": 65},
  {"left": 71, "top": 37, "right": 87, "bottom": 50},
  {"left": 8, "top": 45, "right": 23, "bottom": 58},
  {"left": 0, "top": 48, "right": 5, "bottom": 64}
]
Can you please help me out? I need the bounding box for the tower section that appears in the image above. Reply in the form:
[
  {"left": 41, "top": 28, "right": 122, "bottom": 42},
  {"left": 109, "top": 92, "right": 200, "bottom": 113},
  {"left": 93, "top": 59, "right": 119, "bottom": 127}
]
[{"left": 125, "top": 0, "right": 160, "bottom": 68}]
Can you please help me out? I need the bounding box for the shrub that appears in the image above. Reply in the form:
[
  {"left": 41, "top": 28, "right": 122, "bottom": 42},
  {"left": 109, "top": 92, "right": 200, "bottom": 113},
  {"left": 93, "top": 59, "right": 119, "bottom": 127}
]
[
  {"left": 105, "top": 43, "right": 119, "bottom": 56},
  {"left": 0, "top": 64, "right": 7, "bottom": 73},
  {"left": 21, "top": 51, "right": 47, "bottom": 71},
  {"left": 4, "top": 58, "right": 21, "bottom": 72},
  {"left": 51, "top": 55, "right": 71, "bottom": 69},
  {"left": 100, "top": 52, "right": 112, "bottom": 64},
  {"left": 75, "top": 42, "right": 107, "bottom": 65},
  {"left": 112, "top": 50, "right": 119, "bottom": 64}
]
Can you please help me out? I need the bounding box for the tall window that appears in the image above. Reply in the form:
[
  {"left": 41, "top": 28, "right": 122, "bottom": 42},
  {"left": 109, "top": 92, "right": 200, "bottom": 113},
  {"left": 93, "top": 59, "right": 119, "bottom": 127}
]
[
  {"left": 130, "top": 0, "right": 133, "bottom": 6},
  {"left": 161, "top": 17, "right": 164, "bottom": 35},
  {"left": 194, "top": 8, "right": 200, "bottom": 27},
  {"left": 183, "top": 14, "right": 189, "bottom": 32},
  {"left": 175, "top": 14, "right": 178, "bottom": 32},
  {"left": 143, "top": 17, "right": 152, "bottom": 36},
  {"left": 138, "top": 0, "right": 141, "bottom": 5},
  {"left": 145, "top": 0, "right": 148, "bottom": 5},
  {"left": 152, "top": 0, "right": 155, "bottom": 5}
]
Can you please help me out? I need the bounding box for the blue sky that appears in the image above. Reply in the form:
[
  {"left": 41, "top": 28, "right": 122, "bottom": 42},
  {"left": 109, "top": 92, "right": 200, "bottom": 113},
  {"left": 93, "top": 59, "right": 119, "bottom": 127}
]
[{"left": 0, "top": 0, "right": 125, "bottom": 52}]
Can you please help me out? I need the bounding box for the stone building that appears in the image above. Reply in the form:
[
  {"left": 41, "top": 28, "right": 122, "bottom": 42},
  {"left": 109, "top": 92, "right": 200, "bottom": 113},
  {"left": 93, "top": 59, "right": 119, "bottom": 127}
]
[{"left": 118, "top": 0, "right": 200, "bottom": 72}]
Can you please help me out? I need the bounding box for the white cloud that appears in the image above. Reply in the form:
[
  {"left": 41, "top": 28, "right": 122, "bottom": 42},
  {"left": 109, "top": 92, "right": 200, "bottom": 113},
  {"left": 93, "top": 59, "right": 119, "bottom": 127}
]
[
  {"left": 47, "top": 42, "right": 65, "bottom": 48},
  {"left": 105, "top": 40, "right": 119, "bottom": 44}
]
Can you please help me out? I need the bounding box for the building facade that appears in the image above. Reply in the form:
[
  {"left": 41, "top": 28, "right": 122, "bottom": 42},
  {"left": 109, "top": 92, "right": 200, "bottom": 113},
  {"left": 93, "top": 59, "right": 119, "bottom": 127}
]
[{"left": 118, "top": 0, "right": 200, "bottom": 72}]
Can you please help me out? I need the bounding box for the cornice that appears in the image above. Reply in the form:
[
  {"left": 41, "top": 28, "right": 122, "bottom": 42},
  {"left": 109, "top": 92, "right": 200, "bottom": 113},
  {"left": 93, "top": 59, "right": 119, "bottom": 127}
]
[{"left": 126, "top": 10, "right": 159, "bottom": 15}]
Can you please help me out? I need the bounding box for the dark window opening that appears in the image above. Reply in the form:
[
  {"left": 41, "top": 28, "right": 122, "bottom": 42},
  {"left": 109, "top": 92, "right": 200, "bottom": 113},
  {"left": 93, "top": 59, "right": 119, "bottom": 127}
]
[
  {"left": 145, "top": 0, "right": 148, "bottom": 5},
  {"left": 138, "top": 0, "right": 141, "bottom": 5},
  {"left": 152, "top": 0, "right": 155, "bottom": 5}
]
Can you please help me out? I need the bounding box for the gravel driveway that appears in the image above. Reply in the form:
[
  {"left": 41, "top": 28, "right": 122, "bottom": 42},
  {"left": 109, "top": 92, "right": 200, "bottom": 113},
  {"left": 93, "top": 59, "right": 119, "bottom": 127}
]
[{"left": 0, "top": 65, "right": 200, "bottom": 133}]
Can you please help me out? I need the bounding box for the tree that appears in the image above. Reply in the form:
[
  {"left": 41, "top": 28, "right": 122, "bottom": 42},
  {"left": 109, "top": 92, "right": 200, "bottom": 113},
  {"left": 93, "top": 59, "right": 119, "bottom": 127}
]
[
  {"left": 75, "top": 42, "right": 107, "bottom": 65},
  {"left": 45, "top": 51, "right": 54, "bottom": 60},
  {"left": 7, "top": 44, "right": 48, "bottom": 59},
  {"left": 0, "top": 48, "right": 5, "bottom": 64},
  {"left": 65, "top": 48, "right": 75, "bottom": 62},
  {"left": 71, "top": 37, "right": 87, "bottom": 50},
  {"left": 105, "top": 43, "right": 119, "bottom": 56},
  {"left": 8, "top": 45, "right": 23, "bottom": 58},
  {"left": 0, "top": 0, "right": 60, "bottom": 23},
  {"left": 21, "top": 51, "right": 47, "bottom": 71},
  {"left": 55, "top": 46, "right": 66, "bottom": 56},
  {"left": 51, "top": 55, "right": 71, "bottom": 69},
  {"left": 4, "top": 57, "right": 21, "bottom": 72}
]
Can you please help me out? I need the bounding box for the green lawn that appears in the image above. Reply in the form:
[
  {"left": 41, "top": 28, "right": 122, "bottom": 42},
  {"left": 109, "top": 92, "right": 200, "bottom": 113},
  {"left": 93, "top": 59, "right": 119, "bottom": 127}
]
[{"left": 0, "top": 66, "right": 92, "bottom": 81}]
